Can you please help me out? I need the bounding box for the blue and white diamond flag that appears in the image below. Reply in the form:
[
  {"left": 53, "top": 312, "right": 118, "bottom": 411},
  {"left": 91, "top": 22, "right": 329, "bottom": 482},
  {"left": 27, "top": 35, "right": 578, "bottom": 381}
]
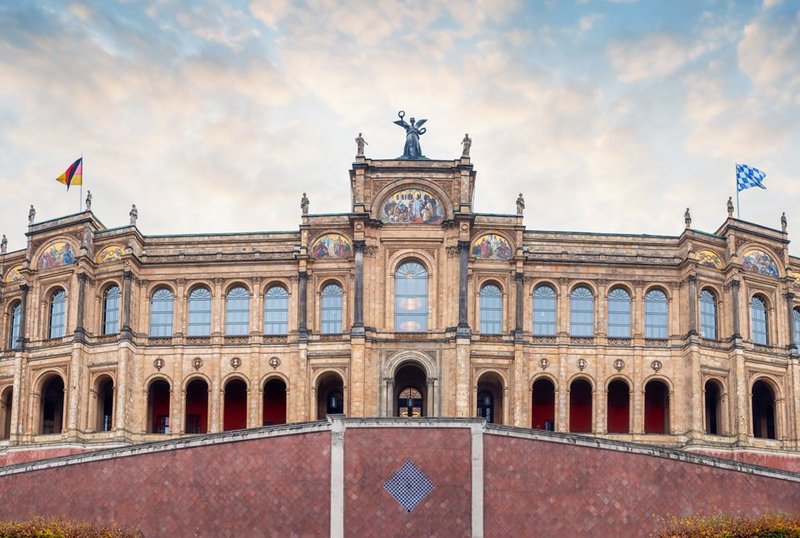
[{"left": 736, "top": 164, "right": 767, "bottom": 192}]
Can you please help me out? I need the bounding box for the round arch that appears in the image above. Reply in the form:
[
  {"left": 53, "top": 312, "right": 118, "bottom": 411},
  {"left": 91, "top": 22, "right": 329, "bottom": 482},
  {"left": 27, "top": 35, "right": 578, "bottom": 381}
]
[
  {"left": 370, "top": 180, "right": 455, "bottom": 221},
  {"left": 223, "top": 281, "right": 253, "bottom": 296}
]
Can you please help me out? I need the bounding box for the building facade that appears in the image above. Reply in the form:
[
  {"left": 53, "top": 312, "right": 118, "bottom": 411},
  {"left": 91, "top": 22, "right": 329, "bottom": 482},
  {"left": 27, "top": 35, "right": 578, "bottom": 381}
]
[{"left": 1, "top": 148, "right": 800, "bottom": 459}]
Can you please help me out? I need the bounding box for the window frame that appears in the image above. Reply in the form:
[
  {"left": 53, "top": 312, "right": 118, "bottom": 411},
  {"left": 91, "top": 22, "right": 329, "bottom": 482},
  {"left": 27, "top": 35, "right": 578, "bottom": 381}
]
[
  {"left": 533, "top": 284, "right": 557, "bottom": 336},
  {"left": 48, "top": 289, "right": 67, "bottom": 339},
  {"left": 607, "top": 287, "right": 631, "bottom": 338},
  {"left": 187, "top": 287, "right": 212, "bottom": 337},
  {"left": 644, "top": 288, "right": 668, "bottom": 339},
  {"left": 699, "top": 288, "right": 718, "bottom": 340},
  {"left": 570, "top": 286, "right": 595, "bottom": 337},
  {"left": 394, "top": 261, "right": 428, "bottom": 333},
  {"left": 320, "top": 283, "right": 344, "bottom": 334},
  {"left": 479, "top": 283, "right": 503, "bottom": 335},
  {"left": 264, "top": 285, "right": 289, "bottom": 336},
  {"left": 149, "top": 288, "right": 174, "bottom": 337},
  {"left": 102, "top": 285, "right": 121, "bottom": 335},
  {"left": 225, "top": 286, "right": 250, "bottom": 336},
  {"left": 750, "top": 295, "right": 768, "bottom": 345}
]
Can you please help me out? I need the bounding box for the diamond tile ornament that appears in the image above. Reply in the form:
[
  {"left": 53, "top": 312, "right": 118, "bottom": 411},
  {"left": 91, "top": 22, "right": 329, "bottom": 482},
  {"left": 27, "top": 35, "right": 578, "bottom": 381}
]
[{"left": 384, "top": 460, "right": 435, "bottom": 512}]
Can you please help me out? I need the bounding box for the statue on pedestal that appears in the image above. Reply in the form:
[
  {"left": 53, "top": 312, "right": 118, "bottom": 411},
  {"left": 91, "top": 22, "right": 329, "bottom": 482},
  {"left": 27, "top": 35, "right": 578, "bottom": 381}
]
[
  {"left": 355, "top": 133, "right": 367, "bottom": 157},
  {"left": 781, "top": 211, "right": 787, "bottom": 232},
  {"left": 85, "top": 190, "right": 92, "bottom": 211},
  {"left": 394, "top": 111, "right": 427, "bottom": 159},
  {"left": 28, "top": 205, "right": 35, "bottom": 225},
  {"left": 684, "top": 208, "right": 691, "bottom": 229},
  {"left": 301, "top": 193, "right": 309, "bottom": 215},
  {"left": 461, "top": 133, "right": 472, "bottom": 158},
  {"left": 129, "top": 204, "right": 138, "bottom": 226},
  {"left": 727, "top": 196, "right": 734, "bottom": 218},
  {"left": 516, "top": 193, "right": 525, "bottom": 216}
]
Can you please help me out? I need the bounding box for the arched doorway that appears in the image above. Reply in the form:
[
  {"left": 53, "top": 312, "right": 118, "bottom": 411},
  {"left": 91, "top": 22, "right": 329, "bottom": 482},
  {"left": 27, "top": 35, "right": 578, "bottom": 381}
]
[
  {"left": 184, "top": 378, "right": 208, "bottom": 434},
  {"left": 95, "top": 376, "right": 114, "bottom": 432},
  {"left": 606, "top": 379, "right": 630, "bottom": 433},
  {"left": 223, "top": 378, "right": 248, "bottom": 431},
  {"left": 752, "top": 380, "right": 776, "bottom": 439},
  {"left": 147, "top": 379, "right": 171, "bottom": 434},
  {"left": 1, "top": 387, "right": 12, "bottom": 440},
  {"left": 569, "top": 379, "right": 592, "bottom": 433},
  {"left": 531, "top": 378, "right": 555, "bottom": 430},
  {"left": 704, "top": 380, "right": 722, "bottom": 435},
  {"left": 394, "top": 363, "right": 427, "bottom": 417},
  {"left": 644, "top": 380, "right": 670, "bottom": 434},
  {"left": 263, "top": 378, "right": 287, "bottom": 426},
  {"left": 316, "top": 372, "right": 344, "bottom": 419},
  {"left": 476, "top": 372, "right": 504, "bottom": 424},
  {"left": 40, "top": 375, "right": 65, "bottom": 434}
]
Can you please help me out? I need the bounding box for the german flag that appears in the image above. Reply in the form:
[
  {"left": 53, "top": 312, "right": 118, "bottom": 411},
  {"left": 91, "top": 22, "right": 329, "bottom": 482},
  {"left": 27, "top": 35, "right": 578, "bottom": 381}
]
[{"left": 56, "top": 157, "right": 82, "bottom": 190}]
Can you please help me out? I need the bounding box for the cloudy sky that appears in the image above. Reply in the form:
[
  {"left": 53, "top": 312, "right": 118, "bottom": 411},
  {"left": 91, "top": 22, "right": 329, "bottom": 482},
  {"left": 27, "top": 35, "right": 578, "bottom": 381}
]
[{"left": 1, "top": 0, "right": 798, "bottom": 253}]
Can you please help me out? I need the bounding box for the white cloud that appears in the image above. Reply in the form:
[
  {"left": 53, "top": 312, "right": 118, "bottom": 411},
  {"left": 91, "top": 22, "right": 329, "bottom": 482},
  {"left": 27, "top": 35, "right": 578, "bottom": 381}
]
[{"left": 608, "top": 32, "right": 712, "bottom": 82}]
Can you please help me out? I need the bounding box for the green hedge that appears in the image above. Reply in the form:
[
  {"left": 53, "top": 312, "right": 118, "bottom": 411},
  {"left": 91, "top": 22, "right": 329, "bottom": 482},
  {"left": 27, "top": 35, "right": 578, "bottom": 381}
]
[
  {"left": 0, "top": 516, "right": 142, "bottom": 538},
  {"left": 658, "top": 513, "right": 800, "bottom": 538}
]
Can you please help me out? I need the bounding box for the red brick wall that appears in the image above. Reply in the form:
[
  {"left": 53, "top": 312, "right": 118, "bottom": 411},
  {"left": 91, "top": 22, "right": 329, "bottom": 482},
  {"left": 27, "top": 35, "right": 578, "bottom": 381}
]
[
  {"left": 484, "top": 434, "right": 800, "bottom": 537},
  {"left": 0, "top": 432, "right": 330, "bottom": 537},
  {"left": 695, "top": 449, "right": 800, "bottom": 474},
  {"left": 344, "top": 427, "right": 471, "bottom": 537}
]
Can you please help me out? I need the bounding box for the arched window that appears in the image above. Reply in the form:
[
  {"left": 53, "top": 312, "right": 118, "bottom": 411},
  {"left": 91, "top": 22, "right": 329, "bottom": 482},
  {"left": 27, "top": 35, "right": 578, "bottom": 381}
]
[
  {"left": 395, "top": 261, "right": 428, "bottom": 332},
  {"left": 102, "top": 285, "right": 120, "bottom": 335},
  {"left": 187, "top": 287, "right": 212, "bottom": 337},
  {"left": 264, "top": 286, "right": 289, "bottom": 335},
  {"left": 794, "top": 308, "right": 800, "bottom": 347},
  {"left": 321, "top": 284, "right": 343, "bottom": 334},
  {"left": 49, "top": 289, "right": 66, "bottom": 339},
  {"left": 699, "top": 289, "right": 717, "bottom": 339},
  {"left": 644, "top": 289, "right": 668, "bottom": 339},
  {"left": 149, "top": 288, "right": 174, "bottom": 337},
  {"left": 607, "top": 288, "right": 631, "bottom": 338},
  {"left": 8, "top": 302, "right": 21, "bottom": 350},
  {"left": 533, "top": 285, "right": 557, "bottom": 335},
  {"left": 480, "top": 284, "right": 502, "bottom": 334},
  {"left": 570, "top": 287, "right": 594, "bottom": 337},
  {"left": 751, "top": 296, "right": 768, "bottom": 345},
  {"left": 225, "top": 286, "right": 250, "bottom": 336}
]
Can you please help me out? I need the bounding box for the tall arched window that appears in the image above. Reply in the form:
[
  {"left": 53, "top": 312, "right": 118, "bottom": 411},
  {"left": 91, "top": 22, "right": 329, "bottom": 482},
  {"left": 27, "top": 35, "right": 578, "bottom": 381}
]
[
  {"left": 187, "top": 287, "right": 212, "bottom": 337},
  {"left": 225, "top": 286, "right": 250, "bottom": 336},
  {"left": 264, "top": 286, "right": 289, "bottom": 335},
  {"left": 49, "top": 289, "right": 66, "bottom": 339},
  {"left": 480, "top": 284, "right": 502, "bottom": 334},
  {"left": 533, "top": 285, "right": 556, "bottom": 336},
  {"left": 8, "top": 302, "right": 21, "bottom": 350},
  {"left": 321, "top": 283, "right": 343, "bottom": 334},
  {"left": 149, "top": 288, "right": 174, "bottom": 337},
  {"left": 395, "top": 261, "right": 428, "bottom": 332},
  {"left": 794, "top": 308, "right": 800, "bottom": 347},
  {"left": 645, "top": 289, "right": 668, "bottom": 339},
  {"left": 607, "top": 288, "right": 631, "bottom": 338},
  {"left": 570, "top": 286, "right": 594, "bottom": 337},
  {"left": 699, "top": 289, "right": 717, "bottom": 339},
  {"left": 102, "top": 285, "right": 120, "bottom": 335},
  {"left": 751, "top": 296, "right": 768, "bottom": 345}
]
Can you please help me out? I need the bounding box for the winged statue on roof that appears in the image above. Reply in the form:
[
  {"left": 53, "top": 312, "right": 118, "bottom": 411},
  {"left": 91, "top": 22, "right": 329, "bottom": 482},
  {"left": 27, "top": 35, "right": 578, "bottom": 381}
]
[{"left": 394, "top": 111, "right": 427, "bottom": 159}]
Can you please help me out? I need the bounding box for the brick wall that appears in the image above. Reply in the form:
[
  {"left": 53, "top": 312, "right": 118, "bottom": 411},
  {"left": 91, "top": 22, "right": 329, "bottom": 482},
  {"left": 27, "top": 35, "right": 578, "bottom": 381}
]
[{"left": 0, "top": 420, "right": 799, "bottom": 537}]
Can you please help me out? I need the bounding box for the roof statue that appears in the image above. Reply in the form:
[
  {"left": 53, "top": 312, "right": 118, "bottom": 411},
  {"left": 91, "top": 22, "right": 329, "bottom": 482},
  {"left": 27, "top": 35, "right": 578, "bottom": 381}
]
[
  {"left": 28, "top": 204, "right": 35, "bottom": 225},
  {"left": 355, "top": 133, "right": 367, "bottom": 157},
  {"left": 129, "top": 204, "right": 138, "bottom": 226},
  {"left": 461, "top": 133, "right": 472, "bottom": 158},
  {"left": 516, "top": 193, "right": 525, "bottom": 216},
  {"left": 727, "top": 196, "right": 734, "bottom": 218},
  {"left": 301, "top": 192, "right": 309, "bottom": 215},
  {"left": 1, "top": 234, "right": 6, "bottom": 254},
  {"left": 782, "top": 211, "right": 788, "bottom": 232},
  {"left": 85, "top": 190, "right": 92, "bottom": 211},
  {"left": 394, "top": 111, "right": 427, "bottom": 159},
  {"left": 684, "top": 207, "right": 691, "bottom": 229}
]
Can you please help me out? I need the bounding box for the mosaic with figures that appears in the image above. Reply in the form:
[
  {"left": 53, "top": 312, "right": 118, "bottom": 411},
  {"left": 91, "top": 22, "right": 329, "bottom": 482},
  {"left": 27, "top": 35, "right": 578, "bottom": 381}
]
[
  {"left": 742, "top": 250, "right": 778, "bottom": 277},
  {"left": 471, "top": 233, "right": 513, "bottom": 260},
  {"left": 696, "top": 250, "right": 723, "bottom": 269},
  {"left": 380, "top": 188, "right": 444, "bottom": 224},
  {"left": 37, "top": 242, "right": 75, "bottom": 270},
  {"left": 4, "top": 265, "right": 22, "bottom": 283},
  {"left": 310, "top": 233, "right": 352, "bottom": 259},
  {"left": 96, "top": 245, "right": 125, "bottom": 264}
]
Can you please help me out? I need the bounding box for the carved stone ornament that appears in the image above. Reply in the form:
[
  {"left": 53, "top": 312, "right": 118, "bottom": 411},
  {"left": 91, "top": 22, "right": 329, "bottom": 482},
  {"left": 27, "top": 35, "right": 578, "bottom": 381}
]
[
  {"left": 364, "top": 246, "right": 379, "bottom": 258},
  {"left": 539, "top": 357, "right": 549, "bottom": 370},
  {"left": 614, "top": 359, "right": 625, "bottom": 371},
  {"left": 192, "top": 357, "right": 203, "bottom": 370},
  {"left": 651, "top": 360, "right": 663, "bottom": 372},
  {"left": 577, "top": 358, "right": 587, "bottom": 371},
  {"left": 153, "top": 358, "right": 165, "bottom": 371},
  {"left": 446, "top": 246, "right": 459, "bottom": 258},
  {"left": 230, "top": 357, "right": 242, "bottom": 369},
  {"left": 269, "top": 356, "right": 281, "bottom": 370}
]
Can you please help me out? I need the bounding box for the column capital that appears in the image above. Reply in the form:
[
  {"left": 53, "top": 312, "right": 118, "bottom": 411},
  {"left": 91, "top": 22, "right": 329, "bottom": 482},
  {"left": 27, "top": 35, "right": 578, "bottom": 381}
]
[
  {"left": 353, "top": 240, "right": 366, "bottom": 253},
  {"left": 457, "top": 240, "right": 471, "bottom": 252}
]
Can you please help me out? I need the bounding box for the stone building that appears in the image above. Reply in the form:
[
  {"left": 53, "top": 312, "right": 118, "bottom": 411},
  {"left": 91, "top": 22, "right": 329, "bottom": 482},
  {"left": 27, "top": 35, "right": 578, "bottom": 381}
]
[{"left": 1, "top": 140, "right": 799, "bottom": 464}]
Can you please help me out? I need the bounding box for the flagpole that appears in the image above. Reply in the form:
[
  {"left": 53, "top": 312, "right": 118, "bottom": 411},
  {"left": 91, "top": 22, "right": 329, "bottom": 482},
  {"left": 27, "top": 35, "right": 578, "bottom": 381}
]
[
  {"left": 80, "top": 152, "right": 84, "bottom": 212},
  {"left": 735, "top": 162, "right": 740, "bottom": 219}
]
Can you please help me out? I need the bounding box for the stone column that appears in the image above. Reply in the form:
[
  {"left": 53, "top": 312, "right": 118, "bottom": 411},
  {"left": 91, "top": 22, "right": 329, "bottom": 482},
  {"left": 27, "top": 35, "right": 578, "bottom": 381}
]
[
  {"left": 687, "top": 275, "right": 697, "bottom": 336},
  {"left": 514, "top": 272, "right": 524, "bottom": 340},
  {"left": 457, "top": 241, "right": 470, "bottom": 337},
  {"left": 786, "top": 292, "right": 797, "bottom": 355},
  {"left": 731, "top": 279, "right": 741, "bottom": 342},
  {"left": 121, "top": 271, "right": 133, "bottom": 340},
  {"left": 17, "top": 284, "right": 29, "bottom": 349},
  {"left": 352, "top": 240, "right": 365, "bottom": 335},
  {"left": 74, "top": 273, "right": 87, "bottom": 340},
  {"left": 298, "top": 271, "right": 308, "bottom": 341}
]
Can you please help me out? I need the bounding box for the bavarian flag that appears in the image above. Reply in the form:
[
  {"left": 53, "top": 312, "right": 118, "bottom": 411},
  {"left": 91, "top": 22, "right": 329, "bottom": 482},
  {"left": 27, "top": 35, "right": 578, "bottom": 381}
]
[{"left": 56, "top": 157, "right": 83, "bottom": 190}]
